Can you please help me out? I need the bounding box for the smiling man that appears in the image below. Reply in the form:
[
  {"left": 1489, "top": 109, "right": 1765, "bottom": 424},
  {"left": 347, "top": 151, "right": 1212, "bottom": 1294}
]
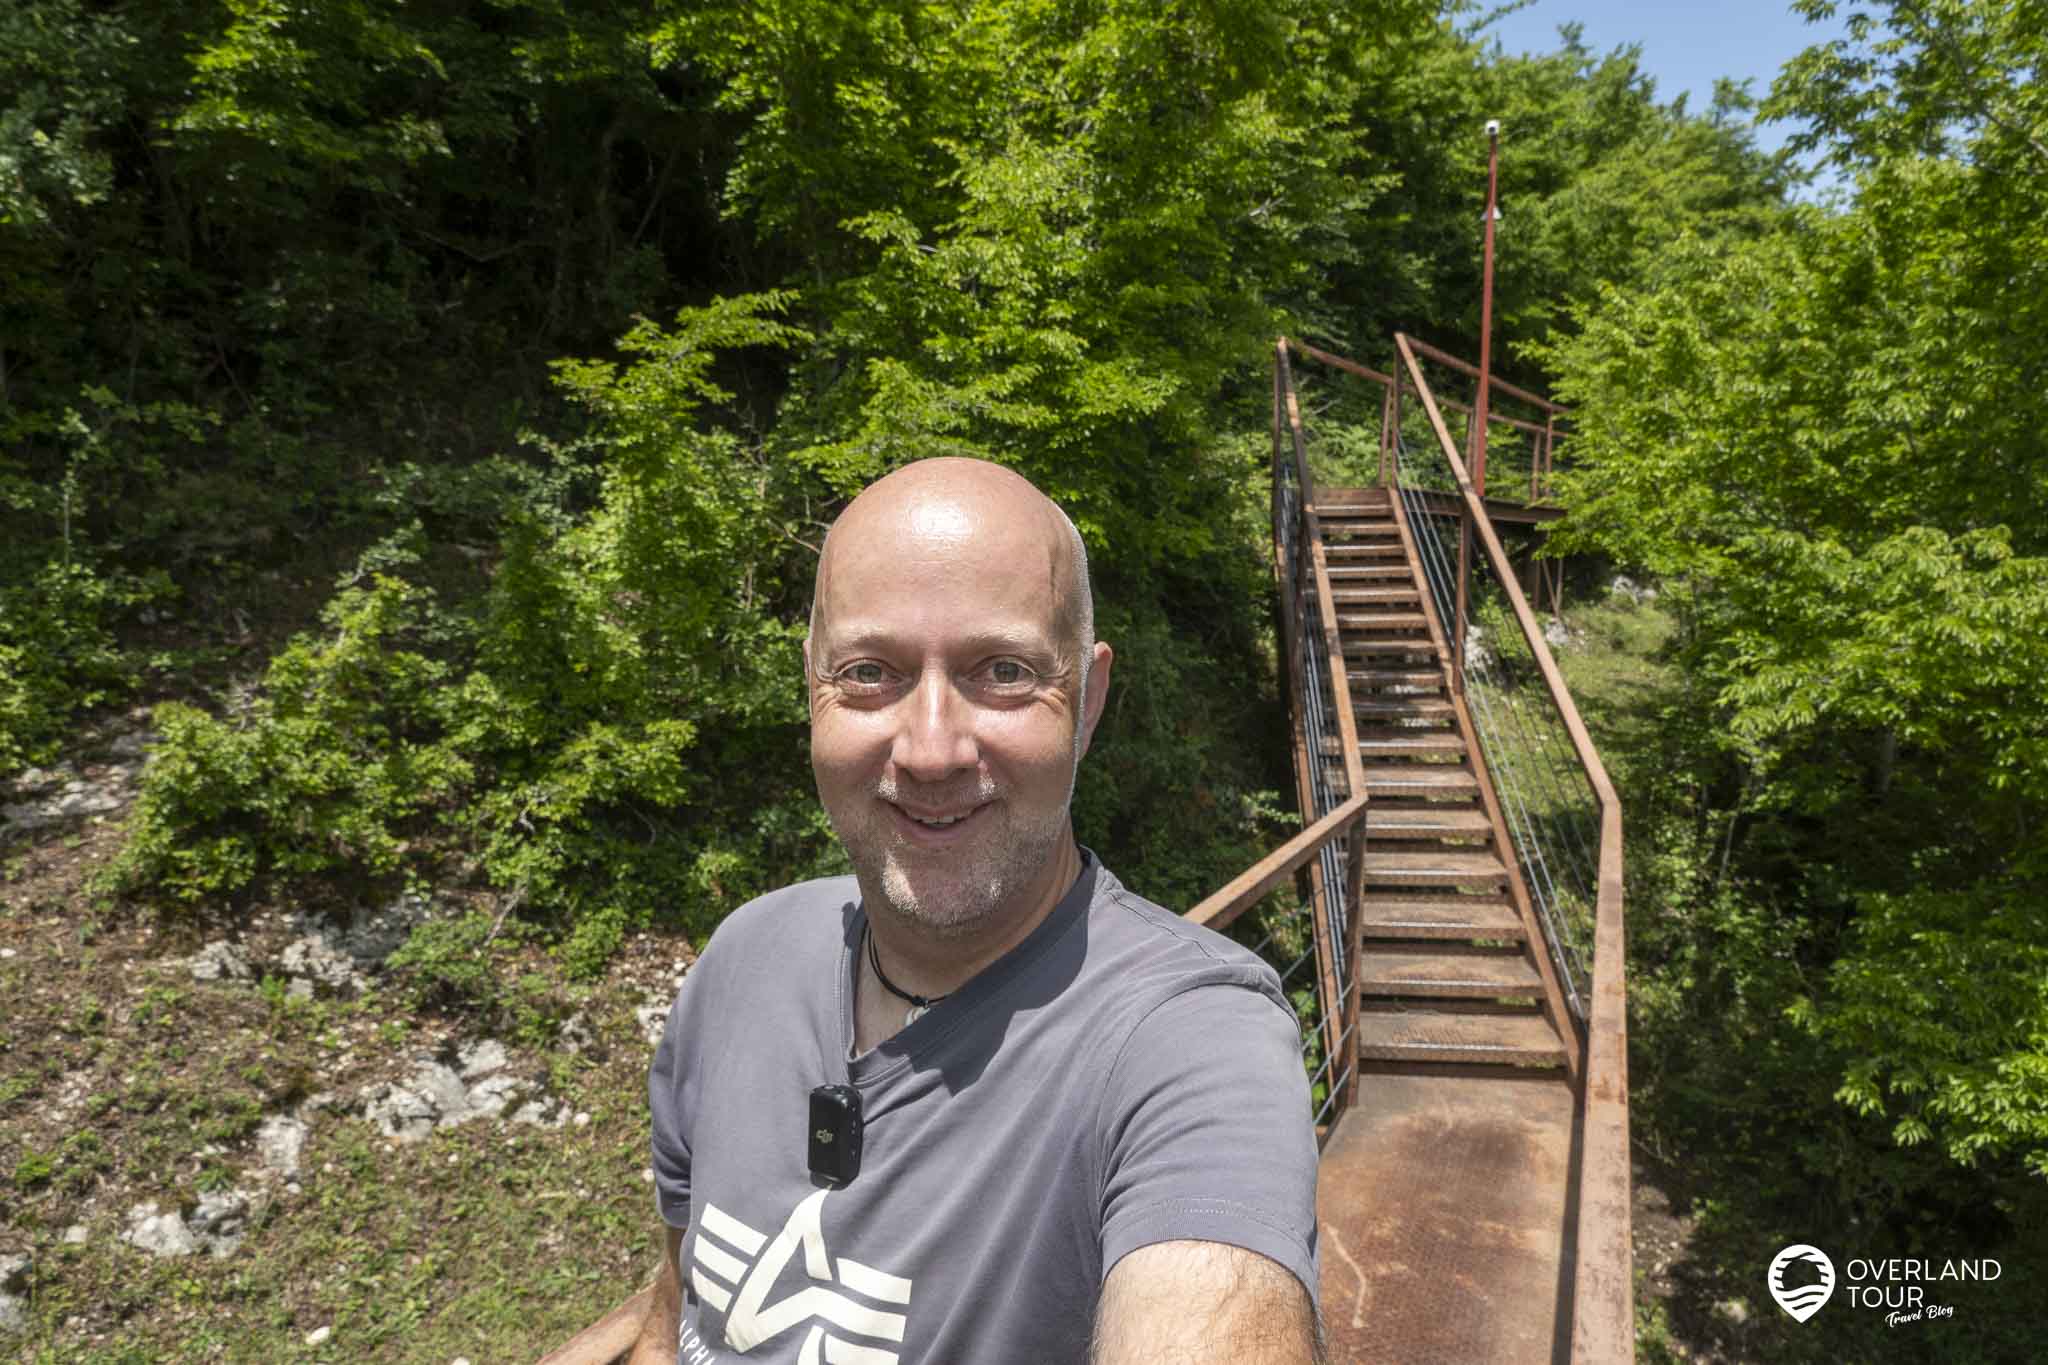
[{"left": 631, "top": 458, "right": 1321, "bottom": 1365}]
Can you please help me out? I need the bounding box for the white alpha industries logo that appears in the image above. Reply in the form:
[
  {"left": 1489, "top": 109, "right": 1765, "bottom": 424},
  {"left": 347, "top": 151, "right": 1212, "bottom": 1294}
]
[
  {"left": 1769, "top": 1244, "right": 1837, "bottom": 1323},
  {"left": 691, "top": 1191, "right": 913, "bottom": 1362}
]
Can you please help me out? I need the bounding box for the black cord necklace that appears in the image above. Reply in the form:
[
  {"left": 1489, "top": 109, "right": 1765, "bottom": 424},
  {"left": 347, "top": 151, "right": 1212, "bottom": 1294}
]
[{"left": 866, "top": 927, "right": 949, "bottom": 1027}]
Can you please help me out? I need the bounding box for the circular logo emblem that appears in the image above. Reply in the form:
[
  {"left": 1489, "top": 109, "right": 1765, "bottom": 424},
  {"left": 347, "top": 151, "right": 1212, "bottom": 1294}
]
[{"left": 1768, "top": 1244, "right": 1836, "bottom": 1323}]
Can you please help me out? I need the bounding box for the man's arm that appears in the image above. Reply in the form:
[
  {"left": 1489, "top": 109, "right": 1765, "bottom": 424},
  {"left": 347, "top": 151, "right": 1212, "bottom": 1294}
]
[
  {"left": 625, "top": 1223, "right": 685, "bottom": 1365},
  {"left": 1091, "top": 1239, "right": 1323, "bottom": 1365}
]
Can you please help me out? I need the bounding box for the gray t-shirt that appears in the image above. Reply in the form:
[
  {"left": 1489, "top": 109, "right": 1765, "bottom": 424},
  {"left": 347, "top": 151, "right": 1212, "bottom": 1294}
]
[{"left": 649, "top": 853, "right": 1318, "bottom": 1364}]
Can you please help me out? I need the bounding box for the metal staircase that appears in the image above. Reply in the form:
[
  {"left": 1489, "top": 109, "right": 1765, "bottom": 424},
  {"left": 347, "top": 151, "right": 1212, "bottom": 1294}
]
[{"left": 1191, "top": 335, "right": 1634, "bottom": 1363}]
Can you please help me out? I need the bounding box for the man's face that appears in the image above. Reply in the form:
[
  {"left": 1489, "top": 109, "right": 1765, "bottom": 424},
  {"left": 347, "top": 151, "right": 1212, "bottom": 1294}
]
[{"left": 806, "top": 488, "right": 1109, "bottom": 935}]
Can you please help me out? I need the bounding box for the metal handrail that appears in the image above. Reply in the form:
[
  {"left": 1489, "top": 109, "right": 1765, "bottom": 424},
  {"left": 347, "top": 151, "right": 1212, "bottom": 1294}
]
[
  {"left": 1263, "top": 338, "right": 1370, "bottom": 1117},
  {"left": 1185, "top": 793, "right": 1370, "bottom": 932},
  {"left": 1392, "top": 332, "right": 1632, "bottom": 1365}
]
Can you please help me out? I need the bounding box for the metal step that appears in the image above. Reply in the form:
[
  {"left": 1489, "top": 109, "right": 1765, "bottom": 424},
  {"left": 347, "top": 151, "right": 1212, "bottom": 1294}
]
[
  {"left": 1351, "top": 732, "right": 1466, "bottom": 765},
  {"left": 1338, "top": 638, "right": 1439, "bottom": 658},
  {"left": 1315, "top": 519, "right": 1399, "bottom": 537},
  {"left": 1335, "top": 611, "right": 1430, "bottom": 631},
  {"left": 1322, "top": 541, "right": 1406, "bottom": 561},
  {"left": 1358, "top": 894, "right": 1525, "bottom": 941},
  {"left": 1356, "top": 1008, "right": 1566, "bottom": 1066},
  {"left": 1360, "top": 764, "right": 1479, "bottom": 797},
  {"left": 1319, "top": 732, "right": 1466, "bottom": 761},
  {"left": 1347, "top": 668, "right": 1447, "bottom": 689},
  {"left": 1360, "top": 947, "right": 1544, "bottom": 999},
  {"left": 1366, "top": 806, "right": 1494, "bottom": 837},
  {"left": 1363, "top": 851, "right": 1509, "bottom": 888},
  {"left": 1330, "top": 586, "right": 1420, "bottom": 606},
  {"left": 1351, "top": 696, "right": 1455, "bottom": 720}
]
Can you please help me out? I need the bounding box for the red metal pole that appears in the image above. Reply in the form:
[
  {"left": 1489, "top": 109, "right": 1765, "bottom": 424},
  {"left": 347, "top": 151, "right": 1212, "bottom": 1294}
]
[{"left": 1473, "top": 119, "right": 1500, "bottom": 498}]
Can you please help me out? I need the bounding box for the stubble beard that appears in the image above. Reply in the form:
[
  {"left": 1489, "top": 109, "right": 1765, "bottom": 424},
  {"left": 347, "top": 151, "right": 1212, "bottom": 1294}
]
[{"left": 843, "top": 770, "right": 1075, "bottom": 938}]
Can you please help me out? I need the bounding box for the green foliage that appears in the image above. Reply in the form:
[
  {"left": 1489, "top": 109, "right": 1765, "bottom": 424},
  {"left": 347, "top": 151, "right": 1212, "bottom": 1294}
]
[
  {"left": 0, "top": 561, "right": 148, "bottom": 775},
  {"left": 1802, "top": 887, "right": 2048, "bottom": 1177},
  {"left": 1541, "top": 0, "right": 2048, "bottom": 1227},
  {"left": 13, "top": 1147, "right": 54, "bottom": 1190},
  {"left": 113, "top": 571, "right": 482, "bottom": 900},
  {"left": 116, "top": 296, "right": 828, "bottom": 966}
]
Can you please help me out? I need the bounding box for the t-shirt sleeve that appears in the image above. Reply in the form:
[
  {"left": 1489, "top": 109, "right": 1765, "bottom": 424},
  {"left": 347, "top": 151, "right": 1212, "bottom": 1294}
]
[
  {"left": 648, "top": 981, "right": 699, "bottom": 1230},
  {"left": 1096, "top": 982, "right": 1320, "bottom": 1301}
]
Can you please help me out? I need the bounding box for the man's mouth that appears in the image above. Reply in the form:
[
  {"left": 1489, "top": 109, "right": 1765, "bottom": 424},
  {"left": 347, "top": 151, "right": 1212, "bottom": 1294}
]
[{"left": 889, "top": 801, "right": 991, "bottom": 832}]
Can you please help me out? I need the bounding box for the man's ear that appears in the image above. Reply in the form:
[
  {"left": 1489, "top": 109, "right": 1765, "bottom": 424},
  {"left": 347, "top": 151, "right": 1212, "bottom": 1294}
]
[{"left": 1077, "top": 640, "right": 1113, "bottom": 760}]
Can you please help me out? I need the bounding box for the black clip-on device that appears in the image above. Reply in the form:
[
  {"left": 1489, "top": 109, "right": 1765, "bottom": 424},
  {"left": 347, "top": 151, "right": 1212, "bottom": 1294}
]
[{"left": 808, "top": 1084, "right": 863, "bottom": 1185}]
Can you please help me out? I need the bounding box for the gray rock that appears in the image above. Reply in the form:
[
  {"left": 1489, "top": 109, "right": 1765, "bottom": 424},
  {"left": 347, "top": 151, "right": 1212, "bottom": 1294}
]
[
  {"left": 280, "top": 934, "right": 362, "bottom": 992},
  {"left": 337, "top": 891, "right": 432, "bottom": 967},
  {"left": 457, "top": 1039, "right": 508, "bottom": 1079},
  {"left": 2, "top": 773, "right": 125, "bottom": 835},
  {"left": 361, "top": 1062, "right": 462, "bottom": 1142},
  {"left": 188, "top": 941, "right": 254, "bottom": 983},
  {"left": 8, "top": 767, "right": 63, "bottom": 793},
  {"left": 358, "top": 1040, "right": 547, "bottom": 1142},
  {"left": 637, "top": 993, "right": 674, "bottom": 1045},
  {"left": 122, "top": 1202, "right": 198, "bottom": 1258},
  {"left": 0, "top": 1252, "right": 29, "bottom": 1333},
  {"left": 510, "top": 1098, "right": 567, "bottom": 1129},
  {"left": 107, "top": 729, "right": 158, "bottom": 761},
  {"left": 256, "top": 1115, "right": 309, "bottom": 1178},
  {"left": 556, "top": 1010, "right": 595, "bottom": 1055},
  {"left": 189, "top": 1188, "right": 255, "bottom": 1258}
]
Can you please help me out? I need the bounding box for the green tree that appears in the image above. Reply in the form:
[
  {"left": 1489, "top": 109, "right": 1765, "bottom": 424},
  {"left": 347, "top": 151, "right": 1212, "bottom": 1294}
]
[{"left": 1543, "top": 0, "right": 2048, "bottom": 1195}]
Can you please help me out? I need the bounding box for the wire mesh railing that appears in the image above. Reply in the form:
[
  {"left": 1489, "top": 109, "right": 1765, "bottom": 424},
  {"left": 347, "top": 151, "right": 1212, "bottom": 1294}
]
[{"left": 1184, "top": 341, "right": 1369, "bottom": 1132}]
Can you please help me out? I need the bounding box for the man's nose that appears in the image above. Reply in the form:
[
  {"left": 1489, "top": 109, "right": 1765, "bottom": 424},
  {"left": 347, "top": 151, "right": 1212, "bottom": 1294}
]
[{"left": 891, "top": 668, "right": 979, "bottom": 781}]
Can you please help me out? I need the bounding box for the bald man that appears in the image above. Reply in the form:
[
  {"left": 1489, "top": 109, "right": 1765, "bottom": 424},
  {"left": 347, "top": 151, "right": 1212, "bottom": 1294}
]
[{"left": 631, "top": 459, "right": 1321, "bottom": 1365}]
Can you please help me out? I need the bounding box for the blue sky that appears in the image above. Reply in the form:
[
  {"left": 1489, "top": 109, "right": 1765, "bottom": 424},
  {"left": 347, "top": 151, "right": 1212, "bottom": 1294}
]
[{"left": 1476, "top": 0, "right": 1854, "bottom": 166}]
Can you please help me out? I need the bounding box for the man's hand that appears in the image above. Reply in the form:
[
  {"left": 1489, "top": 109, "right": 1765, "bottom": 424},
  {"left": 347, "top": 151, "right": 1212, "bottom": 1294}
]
[
  {"left": 625, "top": 1224, "right": 685, "bottom": 1365},
  {"left": 1091, "top": 1239, "right": 1322, "bottom": 1365}
]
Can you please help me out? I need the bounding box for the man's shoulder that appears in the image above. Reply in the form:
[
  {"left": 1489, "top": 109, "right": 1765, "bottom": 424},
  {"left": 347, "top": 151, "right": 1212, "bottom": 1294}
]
[
  {"left": 1082, "top": 865, "right": 1292, "bottom": 1019},
  {"left": 697, "top": 874, "right": 860, "bottom": 966}
]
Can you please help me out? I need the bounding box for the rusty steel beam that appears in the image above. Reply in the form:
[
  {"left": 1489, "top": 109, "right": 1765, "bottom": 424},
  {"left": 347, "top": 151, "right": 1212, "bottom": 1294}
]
[
  {"left": 1474, "top": 120, "right": 1500, "bottom": 497},
  {"left": 1277, "top": 342, "right": 1318, "bottom": 509},
  {"left": 1269, "top": 343, "right": 1342, "bottom": 1077},
  {"left": 1282, "top": 341, "right": 1367, "bottom": 1085},
  {"left": 1434, "top": 390, "right": 1551, "bottom": 439},
  {"left": 1404, "top": 333, "right": 1567, "bottom": 416},
  {"left": 1339, "top": 810, "right": 1368, "bottom": 1113},
  {"left": 1185, "top": 793, "right": 1371, "bottom": 932},
  {"left": 1291, "top": 339, "right": 1398, "bottom": 389},
  {"left": 1573, "top": 800, "right": 1632, "bottom": 1364}
]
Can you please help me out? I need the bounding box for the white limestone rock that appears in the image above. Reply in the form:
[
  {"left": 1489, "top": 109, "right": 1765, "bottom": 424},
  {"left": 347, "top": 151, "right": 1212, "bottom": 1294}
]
[
  {"left": 122, "top": 1202, "right": 198, "bottom": 1258},
  {"left": 187, "top": 941, "right": 254, "bottom": 983},
  {"left": 256, "top": 1115, "right": 309, "bottom": 1178}
]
